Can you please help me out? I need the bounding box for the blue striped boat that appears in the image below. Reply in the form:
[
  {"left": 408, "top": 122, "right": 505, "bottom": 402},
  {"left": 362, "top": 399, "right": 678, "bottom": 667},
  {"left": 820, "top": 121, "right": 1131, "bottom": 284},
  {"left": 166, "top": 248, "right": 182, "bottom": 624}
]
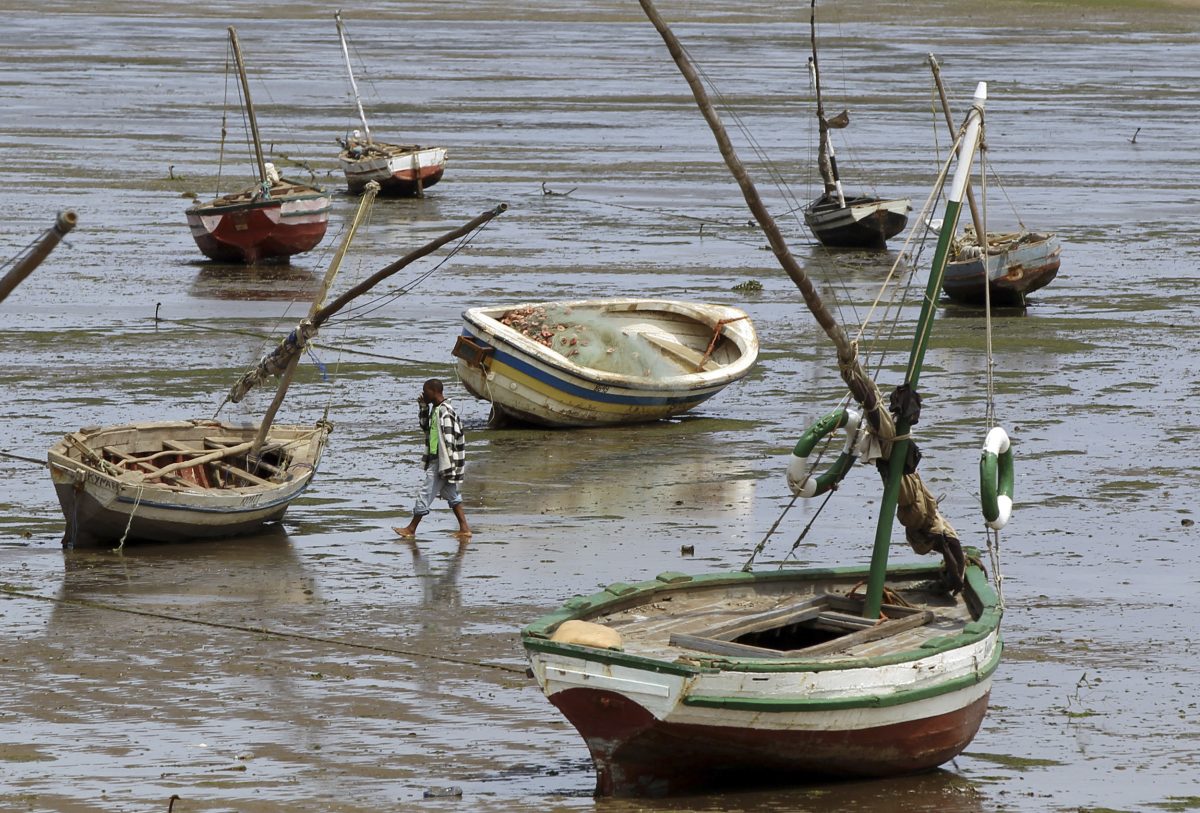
[{"left": 452, "top": 299, "right": 758, "bottom": 428}]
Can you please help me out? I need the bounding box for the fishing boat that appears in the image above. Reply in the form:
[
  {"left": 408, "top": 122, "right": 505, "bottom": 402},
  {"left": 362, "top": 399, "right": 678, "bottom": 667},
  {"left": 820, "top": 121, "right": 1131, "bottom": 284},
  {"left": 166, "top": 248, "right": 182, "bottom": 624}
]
[
  {"left": 0, "top": 209, "right": 77, "bottom": 304},
  {"left": 801, "top": 0, "right": 909, "bottom": 249},
  {"left": 943, "top": 228, "right": 1061, "bottom": 306},
  {"left": 334, "top": 11, "right": 447, "bottom": 196},
  {"left": 928, "top": 55, "right": 1061, "bottom": 307},
  {"left": 48, "top": 420, "right": 331, "bottom": 548},
  {"left": 186, "top": 27, "right": 330, "bottom": 264},
  {"left": 451, "top": 298, "right": 758, "bottom": 428},
  {"left": 51, "top": 190, "right": 507, "bottom": 548},
  {"left": 522, "top": 3, "right": 1008, "bottom": 797}
]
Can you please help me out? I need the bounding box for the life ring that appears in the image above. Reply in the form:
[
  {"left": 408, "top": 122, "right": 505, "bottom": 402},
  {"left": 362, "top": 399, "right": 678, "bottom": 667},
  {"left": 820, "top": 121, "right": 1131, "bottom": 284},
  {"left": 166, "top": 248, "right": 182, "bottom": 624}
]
[
  {"left": 786, "top": 407, "right": 862, "bottom": 498},
  {"left": 980, "top": 426, "right": 1014, "bottom": 530}
]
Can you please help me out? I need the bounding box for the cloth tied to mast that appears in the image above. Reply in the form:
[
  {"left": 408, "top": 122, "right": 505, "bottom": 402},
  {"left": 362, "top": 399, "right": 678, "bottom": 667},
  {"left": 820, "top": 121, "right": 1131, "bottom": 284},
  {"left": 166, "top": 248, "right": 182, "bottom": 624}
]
[
  {"left": 837, "top": 342, "right": 965, "bottom": 591},
  {"left": 824, "top": 109, "right": 850, "bottom": 129},
  {"left": 227, "top": 319, "right": 318, "bottom": 404}
]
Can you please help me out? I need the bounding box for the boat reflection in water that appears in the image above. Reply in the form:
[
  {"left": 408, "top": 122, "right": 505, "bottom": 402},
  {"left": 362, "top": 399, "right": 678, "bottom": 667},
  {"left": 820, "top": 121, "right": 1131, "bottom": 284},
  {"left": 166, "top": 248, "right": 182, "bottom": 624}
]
[{"left": 54, "top": 529, "right": 320, "bottom": 614}]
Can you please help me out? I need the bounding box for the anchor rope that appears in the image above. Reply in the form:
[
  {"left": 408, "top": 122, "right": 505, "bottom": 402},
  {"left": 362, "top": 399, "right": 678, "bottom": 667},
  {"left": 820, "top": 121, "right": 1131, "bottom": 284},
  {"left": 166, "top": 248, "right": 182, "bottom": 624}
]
[{"left": 0, "top": 586, "right": 527, "bottom": 676}]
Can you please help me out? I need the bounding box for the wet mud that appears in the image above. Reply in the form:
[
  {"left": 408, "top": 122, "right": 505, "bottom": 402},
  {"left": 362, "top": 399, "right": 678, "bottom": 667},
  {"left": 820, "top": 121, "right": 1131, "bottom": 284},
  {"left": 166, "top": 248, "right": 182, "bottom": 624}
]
[{"left": 2, "top": 1, "right": 1199, "bottom": 811}]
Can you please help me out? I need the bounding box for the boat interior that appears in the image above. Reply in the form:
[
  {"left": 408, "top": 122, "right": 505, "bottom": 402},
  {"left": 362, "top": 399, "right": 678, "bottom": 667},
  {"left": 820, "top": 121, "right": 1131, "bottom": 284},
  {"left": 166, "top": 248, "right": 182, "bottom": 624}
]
[
  {"left": 57, "top": 427, "right": 315, "bottom": 493},
  {"left": 594, "top": 574, "right": 974, "bottom": 663}
]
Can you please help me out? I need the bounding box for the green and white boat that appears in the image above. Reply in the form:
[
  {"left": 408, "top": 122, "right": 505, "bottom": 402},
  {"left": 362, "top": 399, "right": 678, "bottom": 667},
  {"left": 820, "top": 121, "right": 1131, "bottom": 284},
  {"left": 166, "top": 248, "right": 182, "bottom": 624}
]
[{"left": 522, "top": 4, "right": 1009, "bottom": 798}]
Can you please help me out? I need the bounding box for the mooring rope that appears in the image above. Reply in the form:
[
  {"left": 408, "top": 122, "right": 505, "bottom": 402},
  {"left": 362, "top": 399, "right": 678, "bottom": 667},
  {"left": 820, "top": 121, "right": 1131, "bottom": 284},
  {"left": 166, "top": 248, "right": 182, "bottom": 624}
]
[
  {"left": 0, "top": 585, "right": 527, "bottom": 676},
  {"left": 0, "top": 450, "right": 47, "bottom": 466}
]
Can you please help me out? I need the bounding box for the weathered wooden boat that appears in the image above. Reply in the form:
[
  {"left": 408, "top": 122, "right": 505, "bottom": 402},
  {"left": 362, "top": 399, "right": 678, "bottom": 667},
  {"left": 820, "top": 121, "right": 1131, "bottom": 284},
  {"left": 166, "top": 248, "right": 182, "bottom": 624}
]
[
  {"left": 524, "top": 4, "right": 1009, "bottom": 797},
  {"left": 451, "top": 298, "right": 758, "bottom": 428},
  {"left": 928, "top": 55, "right": 1061, "bottom": 307},
  {"left": 524, "top": 559, "right": 1001, "bottom": 796},
  {"left": 186, "top": 27, "right": 330, "bottom": 264},
  {"left": 48, "top": 419, "right": 331, "bottom": 548},
  {"left": 51, "top": 189, "right": 506, "bottom": 548},
  {"left": 801, "top": 0, "right": 909, "bottom": 249},
  {"left": 0, "top": 209, "right": 77, "bottom": 304},
  {"left": 334, "top": 11, "right": 447, "bottom": 196},
  {"left": 943, "top": 228, "right": 1061, "bottom": 306}
]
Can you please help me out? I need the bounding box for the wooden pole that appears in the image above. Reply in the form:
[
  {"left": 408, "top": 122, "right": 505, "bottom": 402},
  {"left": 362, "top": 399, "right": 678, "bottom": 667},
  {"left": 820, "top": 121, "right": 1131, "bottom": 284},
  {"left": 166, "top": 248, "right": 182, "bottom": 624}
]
[
  {"left": 808, "top": 0, "right": 842, "bottom": 202},
  {"left": 636, "top": 0, "right": 869, "bottom": 401},
  {"left": 311, "top": 203, "right": 507, "bottom": 329},
  {"left": 335, "top": 11, "right": 373, "bottom": 143},
  {"left": 228, "top": 27, "right": 269, "bottom": 189},
  {"left": 929, "top": 55, "right": 987, "bottom": 249},
  {"left": 0, "top": 210, "right": 77, "bottom": 304},
  {"left": 249, "top": 182, "right": 379, "bottom": 461}
]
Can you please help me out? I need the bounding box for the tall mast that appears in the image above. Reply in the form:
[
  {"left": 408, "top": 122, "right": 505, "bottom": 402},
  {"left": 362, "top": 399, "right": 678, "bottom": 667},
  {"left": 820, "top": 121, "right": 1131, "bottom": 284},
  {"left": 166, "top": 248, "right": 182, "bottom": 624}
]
[
  {"left": 638, "top": 0, "right": 976, "bottom": 616},
  {"left": 929, "top": 55, "right": 987, "bottom": 249},
  {"left": 249, "top": 182, "right": 380, "bottom": 462},
  {"left": 228, "top": 27, "right": 269, "bottom": 190},
  {"left": 809, "top": 0, "right": 843, "bottom": 205},
  {"left": 862, "top": 82, "right": 987, "bottom": 617},
  {"left": 335, "top": 11, "right": 372, "bottom": 144}
]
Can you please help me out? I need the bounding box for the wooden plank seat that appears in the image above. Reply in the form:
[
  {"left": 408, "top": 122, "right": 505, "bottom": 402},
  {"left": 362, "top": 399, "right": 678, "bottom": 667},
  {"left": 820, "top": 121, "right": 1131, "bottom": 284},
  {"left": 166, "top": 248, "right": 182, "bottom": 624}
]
[
  {"left": 165, "top": 439, "right": 274, "bottom": 487},
  {"left": 627, "top": 326, "right": 722, "bottom": 372},
  {"left": 668, "top": 592, "right": 936, "bottom": 659},
  {"left": 203, "top": 436, "right": 285, "bottom": 476},
  {"left": 101, "top": 445, "right": 205, "bottom": 491}
]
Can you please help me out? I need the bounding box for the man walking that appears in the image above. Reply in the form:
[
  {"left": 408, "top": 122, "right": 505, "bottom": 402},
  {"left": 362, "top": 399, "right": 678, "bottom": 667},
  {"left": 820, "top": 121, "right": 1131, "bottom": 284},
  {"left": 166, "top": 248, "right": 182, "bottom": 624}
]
[{"left": 393, "top": 378, "right": 471, "bottom": 539}]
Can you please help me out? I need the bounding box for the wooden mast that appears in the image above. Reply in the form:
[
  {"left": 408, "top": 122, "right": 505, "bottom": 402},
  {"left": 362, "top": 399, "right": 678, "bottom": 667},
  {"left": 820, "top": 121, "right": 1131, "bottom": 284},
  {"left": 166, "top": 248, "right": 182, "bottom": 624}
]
[
  {"left": 249, "top": 182, "right": 380, "bottom": 461},
  {"left": 808, "top": 0, "right": 844, "bottom": 205},
  {"left": 228, "top": 27, "right": 270, "bottom": 191},
  {"left": 0, "top": 210, "right": 77, "bottom": 304},
  {"left": 929, "top": 55, "right": 988, "bottom": 251},
  {"left": 231, "top": 200, "right": 508, "bottom": 450},
  {"left": 335, "top": 10, "right": 373, "bottom": 144},
  {"left": 637, "top": 0, "right": 984, "bottom": 619}
]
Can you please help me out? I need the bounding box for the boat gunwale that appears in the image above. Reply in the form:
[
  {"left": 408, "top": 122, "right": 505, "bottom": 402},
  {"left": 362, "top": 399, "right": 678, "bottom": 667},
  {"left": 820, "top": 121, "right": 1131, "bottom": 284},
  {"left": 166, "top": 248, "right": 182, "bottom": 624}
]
[
  {"left": 187, "top": 187, "right": 331, "bottom": 216},
  {"left": 522, "top": 557, "right": 1001, "bottom": 674},
  {"left": 46, "top": 420, "right": 330, "bottom": 508},
  {"left": 462, "top": 298, "right": 759, "bottom": 390}
]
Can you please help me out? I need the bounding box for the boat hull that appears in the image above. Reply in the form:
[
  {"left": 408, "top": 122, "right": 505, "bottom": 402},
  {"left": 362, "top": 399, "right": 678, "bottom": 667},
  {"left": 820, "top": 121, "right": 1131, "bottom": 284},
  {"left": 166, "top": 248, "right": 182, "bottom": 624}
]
[
  {"left": 942, "top": 232, "right": 1061, "bottom": 306},
  {"left": 551, "top": 684, "right": 991, "bottom": 796},
  {"left": 47, "top": 420, "right": 330, "bottom": 548},
  {"left": 452, "top": 298, "right": 758, "bottom": 427},
  {"left": 523, "top": 560, "right": 1002, "bottom": 796},
  {"left": 803, "top": 194, "right": 910, "bottom": 249},
  {"left": 339, "top": 145, "right": 447, "bottom": 195},
  {"left": 186, "top": 188, "right": 330, "bottom": 264}
]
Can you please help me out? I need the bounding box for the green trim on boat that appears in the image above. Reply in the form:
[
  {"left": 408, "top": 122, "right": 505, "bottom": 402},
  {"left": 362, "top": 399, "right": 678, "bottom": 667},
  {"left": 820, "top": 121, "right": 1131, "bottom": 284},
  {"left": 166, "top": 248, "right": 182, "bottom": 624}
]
[{"left": 682, "top": 639, "right": 1003, "bottom": 713}]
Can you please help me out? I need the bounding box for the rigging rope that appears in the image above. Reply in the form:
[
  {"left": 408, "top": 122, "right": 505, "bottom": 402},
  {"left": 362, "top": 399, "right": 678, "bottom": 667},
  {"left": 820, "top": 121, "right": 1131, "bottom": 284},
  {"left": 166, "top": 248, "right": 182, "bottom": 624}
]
[{"left": 0, "top": 585, "right": 527, "bottom": 676}]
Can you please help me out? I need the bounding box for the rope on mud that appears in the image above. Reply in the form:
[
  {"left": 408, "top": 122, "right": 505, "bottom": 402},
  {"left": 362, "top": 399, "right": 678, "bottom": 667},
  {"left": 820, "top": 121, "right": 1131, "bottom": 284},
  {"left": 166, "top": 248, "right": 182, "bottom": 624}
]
[
  {"left": 0, "top": 450, "right": 47, "bottom": 467},
  {"left": 152, "top": 315, "right": 424, "bottom": 365},
  {"left": 0, "top": 586, "right": 528, "bottom": 676}
]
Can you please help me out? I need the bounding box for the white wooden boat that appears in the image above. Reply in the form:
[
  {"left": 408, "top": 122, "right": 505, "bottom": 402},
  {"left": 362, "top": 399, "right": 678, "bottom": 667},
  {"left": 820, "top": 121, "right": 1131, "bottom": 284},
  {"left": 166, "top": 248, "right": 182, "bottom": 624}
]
[
  {"left": 527, "top": 6, "right": 1008, "bottom": 797},
  {"left": 48, "top": 420, "right": 330, "bottom": 549},
  {"left": 335, "top": 12, "right": 447, "bottom": 196},
  {"left": 452, "top": 298, "right": 758, "bottom": 427},
  {"left": 523, "top": 558, "right": 1001, "bottom": 796}
]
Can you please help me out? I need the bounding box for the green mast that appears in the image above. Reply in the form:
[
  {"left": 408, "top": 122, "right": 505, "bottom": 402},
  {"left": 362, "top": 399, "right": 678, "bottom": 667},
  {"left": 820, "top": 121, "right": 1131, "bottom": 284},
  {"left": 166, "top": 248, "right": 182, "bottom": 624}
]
[{"left": 862, "top": 82, "right": 988, "bottom": 619}]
